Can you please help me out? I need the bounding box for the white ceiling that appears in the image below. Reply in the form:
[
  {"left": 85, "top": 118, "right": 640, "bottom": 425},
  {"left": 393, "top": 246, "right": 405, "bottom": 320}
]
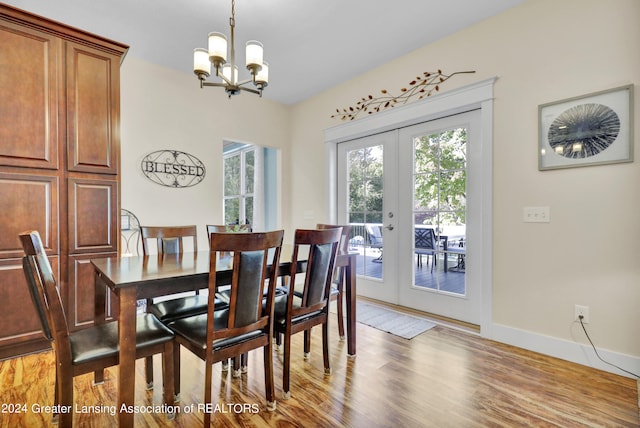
[{"left": 4, "top": 0, "right": 525, "bottom": 105}]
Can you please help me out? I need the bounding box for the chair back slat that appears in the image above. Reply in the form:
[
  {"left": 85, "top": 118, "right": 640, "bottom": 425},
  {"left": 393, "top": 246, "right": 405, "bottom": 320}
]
[
  {"left": 234, "top": 250, "right": 267, "bottom": 327},
  {"left": 289, "top": 228, "right": 341, "bottom": 316},
  {"left": 21, "top": 256, "right": 53, "bottom": 341},
  {"left": 206, "top": 224, "right": 252, "bottom": 237},
  {"left": 140, "top": 225, "right": 198, "bottom": 255},
  {"left": 305, "top": 242, "right": 335, "bottom": 306}
]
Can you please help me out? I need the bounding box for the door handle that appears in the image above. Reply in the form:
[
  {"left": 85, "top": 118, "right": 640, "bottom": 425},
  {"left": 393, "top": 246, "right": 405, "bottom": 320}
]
[{"left": 384, "top": 224, "right": 394, "bottom": 231}]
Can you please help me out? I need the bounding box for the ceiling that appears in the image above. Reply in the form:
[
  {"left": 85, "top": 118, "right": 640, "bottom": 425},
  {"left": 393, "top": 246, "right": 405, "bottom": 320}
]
[{"left": 4, "top": 0, "right": 525, "bottom": 105}]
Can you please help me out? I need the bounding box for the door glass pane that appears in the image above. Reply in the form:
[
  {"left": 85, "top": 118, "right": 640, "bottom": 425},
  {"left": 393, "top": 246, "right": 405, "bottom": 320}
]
[
  {"left": 244, "top": 150, "right": 255, "bottom": 194},
  {"left": 224, "top": 153, "right": 240, "bottom": 196},
  {"left": 347, "top": 145, "right": 383, "bottom": 280},
  {"left": 224, "top": 197, "right": 240, "bottom": 224},
  {"left": 413, "top": 127, "right": 466, "bottom": 295},
  {"left": 245, "top": 196, "right": 254, "bottom": 225}
]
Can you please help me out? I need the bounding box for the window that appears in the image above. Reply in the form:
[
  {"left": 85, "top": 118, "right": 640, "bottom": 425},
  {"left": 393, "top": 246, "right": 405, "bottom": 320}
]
[{"left": 223, "top": 145, "right": 255, "bottom": 225}]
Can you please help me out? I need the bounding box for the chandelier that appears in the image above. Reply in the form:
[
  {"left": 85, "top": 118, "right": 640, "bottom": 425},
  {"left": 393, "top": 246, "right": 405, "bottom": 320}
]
[{"left": 193, "top": 0, "right": 268, "bottom": 97}]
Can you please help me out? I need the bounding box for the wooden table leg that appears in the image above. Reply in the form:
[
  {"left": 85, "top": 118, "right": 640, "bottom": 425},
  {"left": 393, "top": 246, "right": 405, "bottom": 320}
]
[
  {"left": 118, "top": 287, "right": 137, "bottom": 427},
  {"left": 345, "top": 254, "right": 356, "bottom": 357},
  {"left": 93, "top": 272, "right": 107, "bottom": 384}
]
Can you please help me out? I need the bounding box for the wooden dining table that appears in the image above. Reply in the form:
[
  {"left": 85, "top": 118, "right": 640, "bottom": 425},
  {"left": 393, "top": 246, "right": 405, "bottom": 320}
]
[{"left": 91, "top": 246, "right": 356, "bottom": 427}]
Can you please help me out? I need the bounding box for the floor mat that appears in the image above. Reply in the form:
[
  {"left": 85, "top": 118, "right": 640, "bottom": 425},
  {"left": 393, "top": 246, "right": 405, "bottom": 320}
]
[{"left": 356, "top": 301, "right": 436, "bottom": 339}]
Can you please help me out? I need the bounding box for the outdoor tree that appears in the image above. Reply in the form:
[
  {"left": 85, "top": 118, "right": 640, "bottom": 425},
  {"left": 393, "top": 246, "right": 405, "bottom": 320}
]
[{"left": 414, "top": 128, "right": 467, "bottom": 226}]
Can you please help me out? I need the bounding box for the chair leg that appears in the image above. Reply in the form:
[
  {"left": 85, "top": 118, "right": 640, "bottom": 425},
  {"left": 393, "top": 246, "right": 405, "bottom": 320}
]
[
  {"left": 203, "top": 356, "right": 214, "bottom": 427},
  {"left": 58, "top": 368, "right": 73, "bottom": 428},
  {"left": 241, "top": 352, "right": 249, "bottom": 373},
  {"left": 275, "top": 332, "right": 282, "bottom": 350},
  {"left": 161, "top": 342, "right": 176, "bottom": 420},
  {"left": 282, "top": 330, "right": 292, "bottom": 399},
  {"left": 322, "top": 320, "right": 331, "bottom": 375},
  {"left": 145, "top": 355, "right": 154, "bottom": 389},
  {"left": 53, "top": 367, "right": 60, "bottom": 424},
  {"left": 263, "top": 342, "right": 276, "bottom": 411},
  {"left": 336, "top": 292, "right": 345, "bottom": 339},
  {"left": 303, "top": 329, "right": 311, "bottom": 360},
  {"left": 232, "top": 355, "right": 241, "bottom": 377},
  {"left": 173, "top": 342, "right": 181, "bottom": 403}
]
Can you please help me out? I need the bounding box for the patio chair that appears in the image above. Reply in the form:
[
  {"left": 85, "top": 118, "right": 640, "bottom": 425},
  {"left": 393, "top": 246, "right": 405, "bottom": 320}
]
[
  {"left": 365, "top": 224, "right": 384, "bottom": 263},
  {"left": 415, "top": 227, "right": 438, "bottom": 272}
]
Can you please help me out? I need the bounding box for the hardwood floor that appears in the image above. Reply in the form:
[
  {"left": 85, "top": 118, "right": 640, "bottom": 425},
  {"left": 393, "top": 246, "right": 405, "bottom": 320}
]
[{"left": 1, "top": 308, "right": 638, "bottom": 427}]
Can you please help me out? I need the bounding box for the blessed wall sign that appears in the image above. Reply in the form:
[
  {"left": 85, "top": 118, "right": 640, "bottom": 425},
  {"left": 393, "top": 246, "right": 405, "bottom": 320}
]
[{"left": 141, "top": 150, "right": 206, "bottom": 188}]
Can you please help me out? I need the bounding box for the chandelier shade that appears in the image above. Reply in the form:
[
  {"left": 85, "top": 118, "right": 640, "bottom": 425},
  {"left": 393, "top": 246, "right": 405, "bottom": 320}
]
[{"left": 193, "top": 0, "right": 268, "bottom": 97}]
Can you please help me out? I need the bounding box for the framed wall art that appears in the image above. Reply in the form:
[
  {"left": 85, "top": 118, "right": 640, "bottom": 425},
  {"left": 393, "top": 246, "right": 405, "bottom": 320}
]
[{"left": 538, "top": 84, "right": 633, "bottom": 170}]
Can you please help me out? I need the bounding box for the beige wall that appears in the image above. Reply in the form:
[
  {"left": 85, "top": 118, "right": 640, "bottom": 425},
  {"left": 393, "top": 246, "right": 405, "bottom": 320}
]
[
  {"left": 289, "top": 0, "right": 640, "bottom": 361},
  {"left": 120, "top": 56, "right": 291, "bottom": 250},
  {"left": 119, "top": 0, "right": 639, "bottom": 370}
]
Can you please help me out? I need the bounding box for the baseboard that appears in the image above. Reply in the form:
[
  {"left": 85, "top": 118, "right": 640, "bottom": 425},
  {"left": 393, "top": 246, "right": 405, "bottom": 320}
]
[{"left": 491, "top": 323, "right": 640, "bottom": 379}]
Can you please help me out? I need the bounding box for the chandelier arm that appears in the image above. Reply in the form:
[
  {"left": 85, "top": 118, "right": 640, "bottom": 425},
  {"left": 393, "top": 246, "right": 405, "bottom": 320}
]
[
  {"left": 202, "top": 82, "right": 229, "bottom": 88},
  {"left": 238, "top": 86, "right": 261, "bottom": 95},
  {"left": 236, "top": 78, "right": 254, "bottom": 86}
]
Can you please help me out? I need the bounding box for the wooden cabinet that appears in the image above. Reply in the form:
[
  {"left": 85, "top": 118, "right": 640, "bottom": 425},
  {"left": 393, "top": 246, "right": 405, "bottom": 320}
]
[{"left": 0, "top": 4, "right": 127, "bottom": 359}]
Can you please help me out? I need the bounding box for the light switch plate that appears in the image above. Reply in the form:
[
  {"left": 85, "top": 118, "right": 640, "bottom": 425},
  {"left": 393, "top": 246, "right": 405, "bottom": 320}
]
[{"left": 523, "top": 206, "right": 550, "bottom": 223}]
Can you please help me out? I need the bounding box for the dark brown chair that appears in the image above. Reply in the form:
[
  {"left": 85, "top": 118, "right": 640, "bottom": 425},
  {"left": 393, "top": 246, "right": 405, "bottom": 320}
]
[
  {"left": 206, "top": 223, "right": 252, "bottom": 234},
  {"left": 274, "top": 228, "right": 341, "bottom": 399},
  {"left": 19, "top": 231, "right": 175, "bottom": 427},
  {"left": 317, "top": 224, "right": 352, "bottom": 339},
  {"left": 205, "top": 224, "right": 252, "bottom": 374},
  {"left": 167, "top": 230, "right": 284, "bottom": 426},
  {"left": 140, "top": 225, "right": 207, "bottom": 387}
]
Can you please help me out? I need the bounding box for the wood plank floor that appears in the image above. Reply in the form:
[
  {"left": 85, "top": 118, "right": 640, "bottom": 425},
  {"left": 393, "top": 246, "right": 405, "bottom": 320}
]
[{"left": 0, "top": 308, "right": 638, "bottom": 427}]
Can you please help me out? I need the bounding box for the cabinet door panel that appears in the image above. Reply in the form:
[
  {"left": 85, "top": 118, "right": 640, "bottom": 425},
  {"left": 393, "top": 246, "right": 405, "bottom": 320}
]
[
  {"left": 68, "top": 177, "right": 118, "bottom": 254},
  {"left": 0, "top": 173, "right": 59, "bottom": 259},
  {"left": 68, "top": 253, "right": 117, "bottom": 330},
  {"left": 66, "top": 42, "right": 120, "bottom": 174},
  {"left": 0, "top": 21, "right": 59, "bottom": 169},
  {"left": 0, "top": 257, "right": 58, "bottom": 349}
]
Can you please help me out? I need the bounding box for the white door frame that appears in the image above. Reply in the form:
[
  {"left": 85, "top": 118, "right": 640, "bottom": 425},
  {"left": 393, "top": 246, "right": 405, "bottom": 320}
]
[{"left": 325, "top": 77, "right": 496, "bottom": 336}]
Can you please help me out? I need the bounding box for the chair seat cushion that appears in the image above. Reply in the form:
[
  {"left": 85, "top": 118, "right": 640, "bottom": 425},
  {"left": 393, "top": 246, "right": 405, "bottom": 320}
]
[
  {"left": 167, "top": 312, "right": 264, "bottom": 351},
  {"left": 148, "top": 294, "right": 228, "bottom": 323},
  {"left": 273, "top": 293, "right": 322, "bottom": 327},
  {"left": 70, "top": 314, "right": 174, "bottom": 365},
  {"left": 415, "top": 249, "right": 436, "bottom": 255}
]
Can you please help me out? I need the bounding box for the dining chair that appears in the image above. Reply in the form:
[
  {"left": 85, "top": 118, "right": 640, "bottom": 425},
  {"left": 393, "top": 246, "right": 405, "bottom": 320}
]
[
  {"left": 19, "top": 231, "right": 175, "bottom": 427},
  {"left": 167, "top": 230, "right": 284, "bottom": 425},
  {"left": 140, "top": 225, "right": 215, "bottom": 388},
  {"left": 205, "top": 224, "right": 252, "bottom": 373},
  {"left": 274, "top": 228, "right": 341, "bottom": 400},
  {"left": 206, "top": 223, "right": 252, "bottom": 234},
  {"left": 316, "top": 224, "right": 351, "bottom": 339},
  {"left": 415, "top": 227, "right": 438, "bottom": 272}
]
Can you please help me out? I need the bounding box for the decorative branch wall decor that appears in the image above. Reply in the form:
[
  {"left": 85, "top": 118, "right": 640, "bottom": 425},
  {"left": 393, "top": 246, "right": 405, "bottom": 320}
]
[{"left": 331, "top": 70, "right": 475, "bottom": 121}]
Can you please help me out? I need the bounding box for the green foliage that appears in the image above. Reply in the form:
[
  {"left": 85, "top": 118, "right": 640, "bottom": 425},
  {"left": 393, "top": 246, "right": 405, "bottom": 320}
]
[
  {"left": 414, "top": 128, "right": 466, "bottom": 225},
  {"left": 347, "top": 146, "right": 384, "bottom": 224},
  {"left": 346, "top": 128, "right": 467, "bottom": 227}
]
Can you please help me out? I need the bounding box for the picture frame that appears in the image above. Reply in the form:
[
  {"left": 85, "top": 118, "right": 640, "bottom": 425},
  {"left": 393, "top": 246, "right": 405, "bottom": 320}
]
[{"left": 538, "top": 84, "right": 633, "bottom": 170}]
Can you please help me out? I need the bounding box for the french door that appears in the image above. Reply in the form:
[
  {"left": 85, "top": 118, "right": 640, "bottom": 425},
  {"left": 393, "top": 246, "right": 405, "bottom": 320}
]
[
  {"left": 337, "top": 131, "right": 398, "bottom": 303},
  {"left": 337, "top": 111, "right": 482, "bottom": 325}
]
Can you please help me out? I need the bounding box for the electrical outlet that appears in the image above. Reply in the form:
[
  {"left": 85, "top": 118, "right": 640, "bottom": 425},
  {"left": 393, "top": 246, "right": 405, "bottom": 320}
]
[
  {"left": 523, "top": 206, "right": 550, "bottom": 223},
  {"left": 574, "top": 305, "right": 589, "bottom": 323}
]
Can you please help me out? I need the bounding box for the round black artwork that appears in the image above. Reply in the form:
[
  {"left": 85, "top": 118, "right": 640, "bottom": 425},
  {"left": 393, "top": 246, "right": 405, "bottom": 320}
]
[{"left": 547, "top": 103, "right": 620, "bottom": 159}]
